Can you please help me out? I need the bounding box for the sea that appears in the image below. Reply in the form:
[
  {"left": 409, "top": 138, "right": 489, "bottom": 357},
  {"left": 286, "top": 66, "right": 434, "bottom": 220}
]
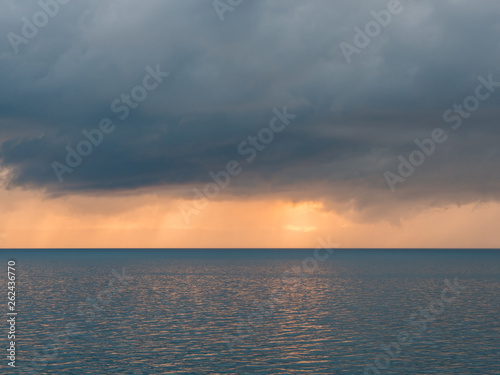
[{"left": 1, "top": 249, "right": 499, "bottom": 374}]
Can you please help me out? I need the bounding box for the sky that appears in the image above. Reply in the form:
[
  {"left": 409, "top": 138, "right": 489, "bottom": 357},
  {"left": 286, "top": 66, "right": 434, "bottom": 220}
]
[{"left": 1, "top": 0, "right": 500, "bottom": 248}]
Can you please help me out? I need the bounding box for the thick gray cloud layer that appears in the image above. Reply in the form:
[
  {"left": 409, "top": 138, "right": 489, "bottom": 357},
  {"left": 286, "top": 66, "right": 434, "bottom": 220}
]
[{"left": 1, "top": 0, "right": 500, "bottom": 214}]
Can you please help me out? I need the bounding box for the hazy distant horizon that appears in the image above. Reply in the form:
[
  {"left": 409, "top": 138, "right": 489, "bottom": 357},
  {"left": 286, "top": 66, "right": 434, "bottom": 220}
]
[
  {"left": 2, "top": 0, "right": 500, "bottom": 248},
  {"left": 2, "top": 1, "right": 500, "bottom": 374}
]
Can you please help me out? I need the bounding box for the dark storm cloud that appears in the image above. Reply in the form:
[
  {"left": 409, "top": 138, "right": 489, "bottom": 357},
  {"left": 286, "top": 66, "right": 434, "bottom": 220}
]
[{"left": 2, "top": 0, "right": 500, "bottom": 213}]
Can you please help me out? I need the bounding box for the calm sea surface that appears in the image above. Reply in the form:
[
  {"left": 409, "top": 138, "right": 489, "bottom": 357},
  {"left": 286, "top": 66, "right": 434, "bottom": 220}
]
[{"left": 1, "top": 249, "right": 499, "bottom": 374}]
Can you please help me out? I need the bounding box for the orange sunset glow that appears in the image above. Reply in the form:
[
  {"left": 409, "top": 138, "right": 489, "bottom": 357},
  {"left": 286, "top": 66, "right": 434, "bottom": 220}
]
[
  {"left": 2, "top": 1, "right": 500, "bottom": 374},
  {"left": 2, "top": 1, "right": 500, "bottom": 250},
  {"left": 2, "top": 186, "right": 500, "bottom": 248}
]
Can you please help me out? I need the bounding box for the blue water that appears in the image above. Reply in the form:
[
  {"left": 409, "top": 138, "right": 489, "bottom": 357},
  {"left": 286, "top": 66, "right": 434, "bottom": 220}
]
[{"left": 1, "top": 249, "right": 499, "bottom": 374}]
